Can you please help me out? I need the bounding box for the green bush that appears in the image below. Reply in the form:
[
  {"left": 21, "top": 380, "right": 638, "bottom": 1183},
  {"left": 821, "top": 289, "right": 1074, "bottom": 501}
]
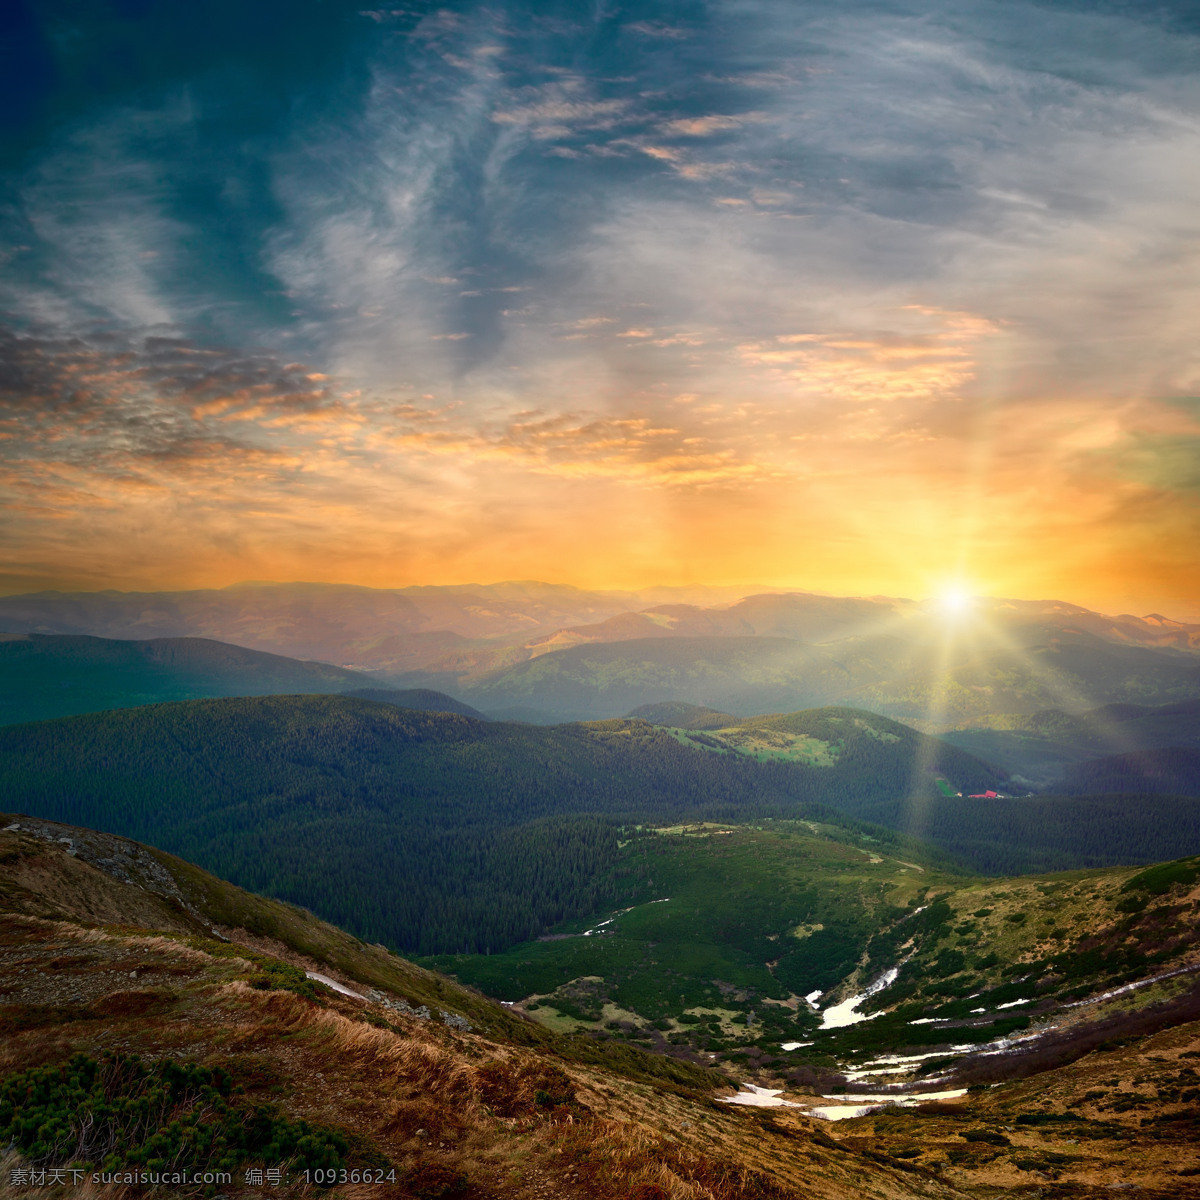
[
  {"left": 0, "top": 1053, "right": 351, "bottom": 1191},
  {"left": 1122, "top": 858, "right": 1200, "bottom": 897}
]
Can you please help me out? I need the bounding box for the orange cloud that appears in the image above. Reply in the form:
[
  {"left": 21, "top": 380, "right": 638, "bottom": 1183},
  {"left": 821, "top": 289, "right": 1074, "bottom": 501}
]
[{"left": 2, "top": 319, "right": 1198, "bottom": 619}]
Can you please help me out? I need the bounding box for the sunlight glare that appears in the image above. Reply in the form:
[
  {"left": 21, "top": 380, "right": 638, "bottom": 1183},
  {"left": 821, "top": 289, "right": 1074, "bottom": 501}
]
[{"left": 938, "top": 585, "right": 974, "bottom": 617}]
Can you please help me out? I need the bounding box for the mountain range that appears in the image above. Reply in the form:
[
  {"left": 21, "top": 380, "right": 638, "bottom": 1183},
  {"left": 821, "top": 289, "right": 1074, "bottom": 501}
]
[{"left": 3, "top": 583, "right": 1197, "bottom": 731}]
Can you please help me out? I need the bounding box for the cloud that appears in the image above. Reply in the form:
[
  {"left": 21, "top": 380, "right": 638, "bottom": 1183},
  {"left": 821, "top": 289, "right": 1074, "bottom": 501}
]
[
  {"left": 660, "top": 114, "right": 764, "bottom": 137},
  {"left": 3, "top": 0, "right": 1200, "bottom": 613}
]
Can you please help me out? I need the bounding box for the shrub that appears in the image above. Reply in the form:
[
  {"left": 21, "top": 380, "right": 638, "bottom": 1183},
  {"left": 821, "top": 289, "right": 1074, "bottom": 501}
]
[
  {"left": 474, "top": 1059, "right": 582, "bottom": 1118},
  {"left": 963, "top": 1129, "right": 1009, "bottom": 1145},
  {"left": 1122, "top": 858, "right": 1200, "bottom": 897},
  {"left": 0, "top": 1053, "right": 351, "bottom": 1189},
  {"left": 628, "top": 1185, "right": 670, "bottom": 1200}
]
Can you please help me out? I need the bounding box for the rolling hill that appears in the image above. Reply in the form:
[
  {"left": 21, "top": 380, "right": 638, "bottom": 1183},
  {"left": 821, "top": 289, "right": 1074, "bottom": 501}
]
[
  {"left": 943, "top": 698, "right": 1200, "bottom": 788},
  {"left": 3, "top": 694, "right": 1200, "bottom": 966},
  {"left": 0, "top": 633, "right": 378, "bottom": 726}
]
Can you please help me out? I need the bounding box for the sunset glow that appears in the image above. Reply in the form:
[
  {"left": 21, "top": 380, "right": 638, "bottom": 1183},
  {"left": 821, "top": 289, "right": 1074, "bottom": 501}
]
[{"left": 2, "top": 1, "right": 1198, "bottom": 618}]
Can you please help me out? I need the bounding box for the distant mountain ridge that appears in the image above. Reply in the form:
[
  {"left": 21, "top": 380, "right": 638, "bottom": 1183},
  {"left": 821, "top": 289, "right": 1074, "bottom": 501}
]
[
  {"left": 4, "top": 582, "right": 1198, "bottom": 727},
  {"left": 0, "top": 579, "right": 777, "bottom": 669},
  {"left": 440, "top": 625, "right": 1200, "bottom": 726},
  {"left": 0, "top": 633, "right": 378, "bottom": 726}
]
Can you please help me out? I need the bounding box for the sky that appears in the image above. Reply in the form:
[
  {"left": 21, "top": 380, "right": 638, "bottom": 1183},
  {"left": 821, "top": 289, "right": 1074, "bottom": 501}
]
[{"left": 2, "top": 0, "right": 1199, "bottom": 618}]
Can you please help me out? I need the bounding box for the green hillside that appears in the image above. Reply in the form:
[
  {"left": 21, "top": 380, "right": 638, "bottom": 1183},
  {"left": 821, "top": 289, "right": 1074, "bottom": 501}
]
[
  {"left": 0, "top": 633, "right": 376, "bottom": 725},
  {"left": 645, "top": 709, "right": 1200, "bottom": 865},
  {"left": 428, "top": 821, "right": 1200, "bottom": 1088},
  {"left": 0, "top": 695, "right": 994, "bottom": 955}
]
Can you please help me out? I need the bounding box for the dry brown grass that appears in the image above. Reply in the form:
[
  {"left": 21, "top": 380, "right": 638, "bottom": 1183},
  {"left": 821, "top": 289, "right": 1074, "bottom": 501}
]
[{"left": 217, "top": 981, "right": 482, "bottom": 1100}]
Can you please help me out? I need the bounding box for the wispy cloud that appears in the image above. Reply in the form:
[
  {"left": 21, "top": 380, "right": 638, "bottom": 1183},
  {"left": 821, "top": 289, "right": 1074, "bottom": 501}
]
[{"left": 3, "top": 0, "right": 1200, "bottom": 611}]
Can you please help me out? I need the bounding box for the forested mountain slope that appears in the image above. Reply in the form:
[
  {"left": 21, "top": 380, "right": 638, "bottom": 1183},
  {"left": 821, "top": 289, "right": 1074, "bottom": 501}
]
[
  {"left": 342, "top": 686, "right": 487, "bottom": 718},
  {"left": 1059, "top": 747, "right": 1200, "bottom": 796},
  {"left": 3, "top": 695, "right": 983, "bottom": 954},
  {"left": 3, "top": 695, "right": 1200, "bottom": 964},
  {"left": 943, "top": 698, "right": 1200, "bottom": 787}
]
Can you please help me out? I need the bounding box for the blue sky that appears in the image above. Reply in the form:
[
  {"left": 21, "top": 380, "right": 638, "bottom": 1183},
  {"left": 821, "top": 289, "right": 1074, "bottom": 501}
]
[{"left": 2, "top": 0, "right": 1199, "bottom": 615}]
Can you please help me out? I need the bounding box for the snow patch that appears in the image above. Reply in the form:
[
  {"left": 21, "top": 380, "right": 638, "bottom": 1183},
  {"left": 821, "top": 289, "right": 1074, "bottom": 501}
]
[
  {"left": 806, "top": 1088, "right": 966, "bottom": 1122},
  {"left": 717, "top": 1084, "right": 803, "bottom": 1109},
  {"left": 1066, "top": 964, "right": 1200, "bottom": 1009},
  {"left": 305, "top": 971, "right": 367, "bottom": 1001},
  {"left": 820, "top": 967, "right": 899, "bottom": 1029}
]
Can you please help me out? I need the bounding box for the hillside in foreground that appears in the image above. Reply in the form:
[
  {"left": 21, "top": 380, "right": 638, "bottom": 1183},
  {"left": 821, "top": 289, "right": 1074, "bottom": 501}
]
[{"left": 3, "top": 816, "right": 1200, "bottom": 1197}]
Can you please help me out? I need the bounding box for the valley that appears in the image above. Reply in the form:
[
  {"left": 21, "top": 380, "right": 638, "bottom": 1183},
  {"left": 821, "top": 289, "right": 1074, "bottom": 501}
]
[
  {"left": 3, "top": 814, "right": 1200, "bottom": 1198},
  {"left": 425, "top": 823, "right": 1200, "bottom": 1106}
]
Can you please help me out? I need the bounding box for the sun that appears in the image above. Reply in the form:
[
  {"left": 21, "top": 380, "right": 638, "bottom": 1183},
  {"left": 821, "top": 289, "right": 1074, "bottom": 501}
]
[{"left": 937, "top": 584, "right": 975, "bottom": 617}]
